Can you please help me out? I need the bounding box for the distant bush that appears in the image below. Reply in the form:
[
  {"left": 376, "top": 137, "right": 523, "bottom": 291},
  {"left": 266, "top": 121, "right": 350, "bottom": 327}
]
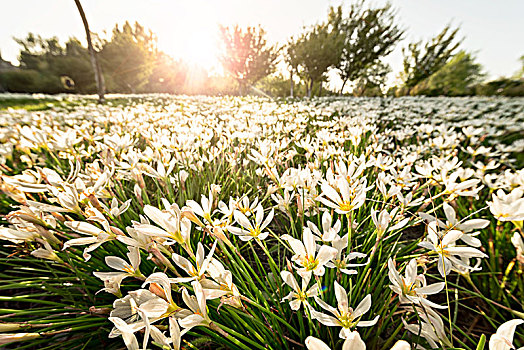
[
  {"left": 0, "top": 70, "right": 65, "bottom": 93},
  {"left": 474, "top": 78, "right": 524, "bottom": 97}
]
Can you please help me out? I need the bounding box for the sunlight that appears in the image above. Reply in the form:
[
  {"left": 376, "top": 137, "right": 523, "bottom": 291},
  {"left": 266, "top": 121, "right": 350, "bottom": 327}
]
[
  {"left": 178, "top": 31, "right": 220, "bottom": 72},
  {"left": 160, "top": 7, "right": 221, "bottom": 73}
]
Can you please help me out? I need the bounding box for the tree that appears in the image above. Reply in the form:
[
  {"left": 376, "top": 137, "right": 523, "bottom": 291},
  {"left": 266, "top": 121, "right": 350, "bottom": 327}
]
[
  {"left": 13, "top": 34, "right": 95, "bottom": 93},
  {"left": 333, "top": 2, "right": 403, "bottom": 94},
  {"left": 218, "top": 25, "right": 277, "bottom": 95},
  {"left": 417, "top": 50, "right": 484, "bottom": 96},
  {"left": 74, "top": 0, "right": 105, "bottom": 102},
  {"left": 100, "top": 21, "right": 156, "bottom": 93},
  {"left": 145, "top": 53, "right": 189, "bottom": 94},
  {"left": 401, "top": 25, "right": 462, "bottom": 90},
  {"left": 284, "top": 38, "right": 301, "bottom": 97},
  {"left": 15, "top": 33, "right": 64, "bottom": 71},
  {"left": 293, "top": 20, "right": 344, "bottom": 98},
  {"left": 352, "top": 61, "right": 391, "bottom": 96}
]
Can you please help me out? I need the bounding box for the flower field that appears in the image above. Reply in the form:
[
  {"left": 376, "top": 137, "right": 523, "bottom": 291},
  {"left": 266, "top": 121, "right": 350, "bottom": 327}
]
[{"left": 0, "top": 95, "right": 523, "bottom": 349}]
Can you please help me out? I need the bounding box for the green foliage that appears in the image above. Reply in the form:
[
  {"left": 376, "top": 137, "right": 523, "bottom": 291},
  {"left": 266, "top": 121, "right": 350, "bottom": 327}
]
[
  {"left": 255, "top": 74, "right": 299, "bottom": 98},
  {"left": 5, "top": 23, "right": 157, "bottom": 95},
  {"left": 402, "top": 25, "right": 462, "bottom": 90},
  {"left": 286, "top": 2, "right": 401, "bottom": 98},
  {"left": 218, "top": 25, "right": 277, "bottom": 94},
  {"left": 100, "top": 21, "right": 156, "bottom": 93},
  {"left": 254, "top": 74, "right": 337, "bottom": 98},
  {"left": 283, "top": 38, "right": 302, "bottom": 97},
  {"left": 476, "top": 334, "right": 486, "bottom": 350},
  {"left": 411, "top": 51, "right": 484, "bottom": 96},
  {"left": 351, "top": 60, "right": 391, "bottom": 96},
  {"left": 2, "top": 15, "right": 521, "bottom": 98},
  {"left": 0, "top": 70, "right": 55, "bottom": 93},
  {"left": 291, "top": 20, "right": 343, "bottom": 97},
  {"left": 144, "top": 53, "right": 191, "bottom": 94},
  {"left": 0, "top": 244, "right": 120, "bottom": 349},
  {"left": 13, "top": 34, "right": 96, "bottom": 94},
  {"left": 474, "top": 78, "right": 524, "bottom": 97}
]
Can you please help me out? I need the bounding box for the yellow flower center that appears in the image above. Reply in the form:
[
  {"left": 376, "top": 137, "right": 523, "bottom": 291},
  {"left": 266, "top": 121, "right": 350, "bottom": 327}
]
[
  {"left": 338, "top": 312, "right": 355, "bottom": 329},
  {"left": 302, "top": 255, "right": 319, "bottom": 271},
  {"left": 294, "top": 291, "right": 307, "bottom": 301},
  {"left": 339, "top": 201, "right": 354, "bottom": 212},
  {"left": 334, "top": 259, "right": 346, "bottom": 269},
  {"left": 250, "top": 226, "right": 261, "bottom": 237},
  {"left": 436, "top": 245, "right": 449, "bottom": 257},
  {"left": 401, "top": 279, "right": 417, "bottom": 296}
]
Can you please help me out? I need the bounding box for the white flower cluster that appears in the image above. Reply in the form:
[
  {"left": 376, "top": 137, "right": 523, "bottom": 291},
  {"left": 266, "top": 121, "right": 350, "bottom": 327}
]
[{"left": 0, "top": 95, "right": 523, "bottom": 349}]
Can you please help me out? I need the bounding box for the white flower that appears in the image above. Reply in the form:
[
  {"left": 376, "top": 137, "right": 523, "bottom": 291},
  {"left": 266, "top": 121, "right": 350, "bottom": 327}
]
[
  {"left": 489, "top": 319, "right": 524, "bottom": 350},
  {"left": 402, "top": 307, "right": 451, "bottom": 348},
  {"left": 186, "top": 191, "right": 215, "bottom": 224},
  {"left": 271, "top": 189, "right": 295, "bottom": 216},
  {"left": 118, "top": 225, "right": 154, "bottom": 251},
  {"left": 178, "top": 281, "right": 212, "bottom": 330},
  {"left": 324, "top": 233, "right": 368, "bottom": 275},
  {"left": 511, "top": 232, "right": 524, "bottom": 264},
  {"left": 318, "top": 177, "right": 367, "bottom": 214},
  {"left": 311, "top": 281, "right": 379, "bottom": 339},
  {"left": 307, "top": 211, "right": 341, "bottom": 242},
  {"left": 234, "top": 195, "right": 260, "bottom": 216},
  {"left": 63, "top": 218, "right": 116, "bottom": 261},
  {"left": 418, "top": 221, "right": 487, "bottom": 277},
  {"left": 169, "top": 317, "right": 185, "bottom": 350},
  {"left": 100, "top": 197, "right": 132, "bottom": 217},
  {"left": 170, "top": 241, "right": 217, "bottom": 283},
  {"left": 0, "top": 226, "right": 39, "bottom": 244},
  {"left": 280, "top": 271, "right": 319, "bottom": 311},
  {"left": 228, "top": 204, "right": 274, "bottom": 241},
  {"left": 107, "top": 317, "right": 140, "bottom": 350},
  {"left": 371, "top": 207, "right": 409, "bottom": 238},
  {"left": 397, "top": 191, "right": 424, "bottom": 209},
  {"left": 388, "top": 258, "right": 445, "bottom": 309},
  {"left": 281, "top": 228, "right": 337, "bottom": 278},
  {"left": 305, "top": 331, "right": 366, "bottom": 350},
  {"left": 421, "top": 203, "right": 488, "bottom": 247},
  {"left": 93, "top": 247, "right": 142, "bottom": 296},
  {"left": 390, "top": 340, "right": 411, "bottom": 350},
  {"left": 442, "top": 172, "right": 482, "bottom": 200},
  {"left": 137, "top": 203, "right": 192, "bottom": 248},
  {"left": 488, "top": 188, "right": 524, "bottom": 223},
  {"left": 141, "top": 272, "right": 186, "bottom": 319},
  {"left": 110, "top": 289, "right": 160, "bottom": 325},
  {"left": 30, "top": 240, "right": 61, "bottom": 262},
  {"left": 200, "top": 259, "right": 242, "bottom": 308}
]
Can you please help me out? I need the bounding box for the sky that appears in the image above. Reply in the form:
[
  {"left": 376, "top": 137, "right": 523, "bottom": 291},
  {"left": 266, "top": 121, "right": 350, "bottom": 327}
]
[{"left": 1, "top": 0, "right": 523, "bottom": 87}]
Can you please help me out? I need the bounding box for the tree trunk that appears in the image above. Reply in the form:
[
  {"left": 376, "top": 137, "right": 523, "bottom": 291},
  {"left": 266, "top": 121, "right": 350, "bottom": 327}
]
[
  {"left": 319, "top": 81, "right": 323, "bottom": 97},
  {"left": 75, "top": 0, "right": 105, "bottom": 103},
  {"left": 340, "top": 78, "right": 348, "bottom": 95},
  {"left": 290, "top": 70, "right": 294, "bottom": 98},
  {"left": 238, "top": 81, "right": 244, "bottom": 96},
  {"left": 307, "top": 79, "right": 313, "bottom": 98},
  {"left": 359, "top": 85, "right": 367, "bottom": 97}
]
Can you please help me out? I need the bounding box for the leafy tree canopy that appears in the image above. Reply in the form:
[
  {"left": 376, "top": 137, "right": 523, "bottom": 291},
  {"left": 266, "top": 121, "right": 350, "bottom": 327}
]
[
  {"left": 218, "top": 25, "right": 277, "bottom": 94},
  {"left": 333, "top": 1, "right": 403, "bottom": 93},
  {"left": 402, "top": 24, "right": 462, "bottom": 89}
]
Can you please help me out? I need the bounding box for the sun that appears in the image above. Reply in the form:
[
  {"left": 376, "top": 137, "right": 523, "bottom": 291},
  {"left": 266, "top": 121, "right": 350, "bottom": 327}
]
[
  {"left": 159, "top": 9, "right": 221, "bottom": 73},
  {"left": 179, "top": 31, "right": 220, "bottom": 72}
]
